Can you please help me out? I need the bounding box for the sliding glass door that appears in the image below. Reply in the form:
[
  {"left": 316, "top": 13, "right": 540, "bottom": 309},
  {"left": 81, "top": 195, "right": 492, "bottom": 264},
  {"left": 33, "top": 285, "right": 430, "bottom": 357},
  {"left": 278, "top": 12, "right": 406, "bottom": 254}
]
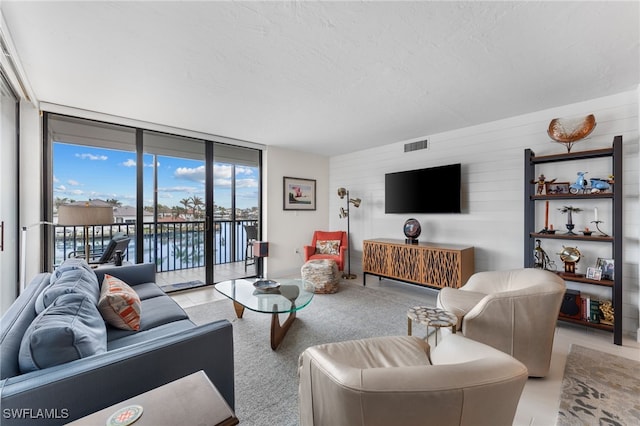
[
  {"left": 45, "top": 113, "right": 262, "bottom": 291},
  {"left": 142, "top": 131, "right": 207, "bottom": 291},
  {"left": 213, "top": 144, "right": 261, "bottom": 281}
]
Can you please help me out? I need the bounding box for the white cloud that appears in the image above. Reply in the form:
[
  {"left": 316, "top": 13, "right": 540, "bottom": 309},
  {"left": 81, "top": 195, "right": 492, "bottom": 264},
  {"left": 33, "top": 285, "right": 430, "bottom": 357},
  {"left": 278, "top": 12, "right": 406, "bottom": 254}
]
[
  {"left": 214, "top": 164, "right": 233, "bottom": 179},
  {"left": 122, "top": 159, "right": 136, "bottom": 167},
  {"left": 158, "top": 186, "right": 199, "bottom": 193},
  {"left": 236, "top": 178, "right": 258, "bottom": 188},
  {"left": 214, "top": 178, "right": 232, "bottom": 187},
  {"left": 75, "top": 153, "right": 108, "bottom": 161},
  {"left": 175, "top": 165, "right": 205, "bottom": 183},
  {"left": 236, "top": 166, "right": 254, "bottom": 175},
  {"left": 67, "top": 179, "right": 80, "bottom": 186}
]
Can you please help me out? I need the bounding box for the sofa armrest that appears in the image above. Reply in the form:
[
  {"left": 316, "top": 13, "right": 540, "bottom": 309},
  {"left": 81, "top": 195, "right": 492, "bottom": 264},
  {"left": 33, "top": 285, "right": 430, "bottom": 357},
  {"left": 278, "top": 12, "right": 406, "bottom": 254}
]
[
  {"left": 0, "top": 320, "right": 234, "bottom": 425},
  {"left": 93, "top": 263, "right": 155, "bottom": 287}
]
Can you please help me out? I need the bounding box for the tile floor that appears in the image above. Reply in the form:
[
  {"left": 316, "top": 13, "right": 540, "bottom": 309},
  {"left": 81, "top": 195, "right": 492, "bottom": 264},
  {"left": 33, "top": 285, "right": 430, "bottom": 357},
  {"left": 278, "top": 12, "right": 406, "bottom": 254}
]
[{"left": 171, "top": 275, "right": 640, "bottom": 426}]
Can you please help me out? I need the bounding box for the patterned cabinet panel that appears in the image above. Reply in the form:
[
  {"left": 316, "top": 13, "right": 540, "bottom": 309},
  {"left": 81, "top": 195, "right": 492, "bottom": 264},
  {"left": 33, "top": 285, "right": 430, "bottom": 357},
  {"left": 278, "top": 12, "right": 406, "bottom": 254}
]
[
  {"left": 362, "top": 240, "right": 388, "bottom": 275},
  {"left": 389, "top": 245, "right": 424, "bottom": 284},
  {"left": 362, "top": 239, "right": 474, "bottom": 289}
]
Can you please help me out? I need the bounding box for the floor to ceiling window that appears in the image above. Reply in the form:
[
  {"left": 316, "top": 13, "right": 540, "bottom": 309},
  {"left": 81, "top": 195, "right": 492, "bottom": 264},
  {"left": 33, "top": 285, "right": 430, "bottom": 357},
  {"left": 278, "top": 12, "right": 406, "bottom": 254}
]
[{"left": 45, "top": 113, "right": 262, "bottom": 291}]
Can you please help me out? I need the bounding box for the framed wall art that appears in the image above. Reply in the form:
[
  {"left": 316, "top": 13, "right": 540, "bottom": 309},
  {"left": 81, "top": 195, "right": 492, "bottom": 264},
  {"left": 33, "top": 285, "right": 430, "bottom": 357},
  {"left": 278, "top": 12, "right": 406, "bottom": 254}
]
[{"left": 283, "top": 177, "right": 316, "bottom": 210}]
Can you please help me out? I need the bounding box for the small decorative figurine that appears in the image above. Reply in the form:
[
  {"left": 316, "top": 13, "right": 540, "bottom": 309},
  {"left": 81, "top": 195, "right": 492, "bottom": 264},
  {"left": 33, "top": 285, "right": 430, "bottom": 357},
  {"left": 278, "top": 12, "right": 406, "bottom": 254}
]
[
  {"left": 569, "top": 172, "right": 589, "bottom": 194},
  {"left": 534, "top": 239, "right": 553, "bottom": 270},
  {"left": 531, "top": 174, "right": 556, "bottom": 195},
  {"left": 558, "top": 206, "right": 582, "bottom": 235}
]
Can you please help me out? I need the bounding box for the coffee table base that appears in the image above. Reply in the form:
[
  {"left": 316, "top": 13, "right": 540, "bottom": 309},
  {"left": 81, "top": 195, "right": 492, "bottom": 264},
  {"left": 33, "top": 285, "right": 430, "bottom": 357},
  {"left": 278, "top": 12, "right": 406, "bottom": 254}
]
[{"left": 233, "top": 301, "right": 297, "bottom": 350}]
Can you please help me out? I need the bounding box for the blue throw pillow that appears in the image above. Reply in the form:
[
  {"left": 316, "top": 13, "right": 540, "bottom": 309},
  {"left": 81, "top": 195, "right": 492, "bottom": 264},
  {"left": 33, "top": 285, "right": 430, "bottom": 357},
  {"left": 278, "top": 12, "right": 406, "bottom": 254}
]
[
  {"left": 35, "top": 265, "right": 99, "bottom": 314},
  {"left": 19, "top": 293, "right": 107, "bottom": 373}
]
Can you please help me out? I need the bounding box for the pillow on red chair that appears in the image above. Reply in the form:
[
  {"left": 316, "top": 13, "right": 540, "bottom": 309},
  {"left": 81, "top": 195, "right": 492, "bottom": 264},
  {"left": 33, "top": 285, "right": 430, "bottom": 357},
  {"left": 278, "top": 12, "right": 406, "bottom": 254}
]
[{"left": 316, "top": 240, "right": 341, "bottom": 255}]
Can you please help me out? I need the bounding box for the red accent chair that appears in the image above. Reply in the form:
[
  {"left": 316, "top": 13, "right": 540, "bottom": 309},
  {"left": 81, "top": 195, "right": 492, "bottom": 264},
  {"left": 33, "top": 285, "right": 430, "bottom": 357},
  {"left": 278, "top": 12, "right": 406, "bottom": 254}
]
[{"left": 304, "top": 231, "right": 348, "bottom": 271}]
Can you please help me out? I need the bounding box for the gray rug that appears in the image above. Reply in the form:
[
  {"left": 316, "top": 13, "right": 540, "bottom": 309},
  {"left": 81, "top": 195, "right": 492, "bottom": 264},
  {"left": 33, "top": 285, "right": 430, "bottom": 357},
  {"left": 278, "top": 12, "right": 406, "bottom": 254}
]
[
  {"left": 557, "top": 344, "right": 640, "bottom": 426},
  {"left": 184, "top": 280, "right": 436, "bottom": 426}
]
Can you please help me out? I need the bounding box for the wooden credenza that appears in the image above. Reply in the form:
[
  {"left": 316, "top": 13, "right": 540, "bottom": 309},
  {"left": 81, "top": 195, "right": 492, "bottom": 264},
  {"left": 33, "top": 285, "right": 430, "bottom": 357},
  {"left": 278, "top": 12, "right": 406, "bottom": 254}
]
[{"left": 362, "top": 239, "right": 474, "bottom": 289}]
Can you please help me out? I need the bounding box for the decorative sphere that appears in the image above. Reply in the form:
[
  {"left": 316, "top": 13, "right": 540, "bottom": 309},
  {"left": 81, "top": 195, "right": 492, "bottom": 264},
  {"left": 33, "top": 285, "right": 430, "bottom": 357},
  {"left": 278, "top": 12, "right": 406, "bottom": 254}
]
[{"left": 403, "top": 218, "right": 421, "bottom": 239}]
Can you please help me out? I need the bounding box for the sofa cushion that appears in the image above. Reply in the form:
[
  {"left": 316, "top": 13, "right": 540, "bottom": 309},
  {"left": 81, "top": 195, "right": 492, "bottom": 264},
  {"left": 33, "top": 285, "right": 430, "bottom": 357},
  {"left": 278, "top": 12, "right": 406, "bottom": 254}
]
[
  {"left": 106, "top": 319, "right": 196, "bottom": 350},
  {"left": 19, "top": 293, "right": 107, "bottom": 373},
  {"left": 98, "top": 274, "right": 141, "bottom": 331},
  {"left": 106, "top": 295, "right": 189, "bottom": 341},
  {"left": 35, "top": 265, "right": 100, "bottom": 314},
  {"left": 132, "top": 282, "right": 167, "bottom": 300}
]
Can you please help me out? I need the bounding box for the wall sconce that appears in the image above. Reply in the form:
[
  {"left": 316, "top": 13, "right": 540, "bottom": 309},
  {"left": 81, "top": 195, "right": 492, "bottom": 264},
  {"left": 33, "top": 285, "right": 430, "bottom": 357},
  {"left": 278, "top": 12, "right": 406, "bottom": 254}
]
[{"left": 337, "top": 187, "right": 361, "bottom": 279}]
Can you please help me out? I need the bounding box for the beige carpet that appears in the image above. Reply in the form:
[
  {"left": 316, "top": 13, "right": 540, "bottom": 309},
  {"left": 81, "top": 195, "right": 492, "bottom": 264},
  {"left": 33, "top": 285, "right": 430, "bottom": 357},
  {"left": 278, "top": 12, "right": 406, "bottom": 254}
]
[{"left": 557, "top": 344, "right": 640, "bottom": 426}]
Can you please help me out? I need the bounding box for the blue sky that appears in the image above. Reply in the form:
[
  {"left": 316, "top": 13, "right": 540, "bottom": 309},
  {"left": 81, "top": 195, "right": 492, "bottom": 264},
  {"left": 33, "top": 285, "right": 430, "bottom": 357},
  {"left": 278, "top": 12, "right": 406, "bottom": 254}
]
[{"left": 53, "top": 143, "right": 259, "bottom": 209}]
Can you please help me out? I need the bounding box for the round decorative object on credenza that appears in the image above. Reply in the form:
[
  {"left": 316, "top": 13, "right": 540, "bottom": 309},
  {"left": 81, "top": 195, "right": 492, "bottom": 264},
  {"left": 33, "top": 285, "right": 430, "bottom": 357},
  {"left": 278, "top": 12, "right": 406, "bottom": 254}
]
[{"left": 403, "top": 218, "right": 421, "bottom": 244}]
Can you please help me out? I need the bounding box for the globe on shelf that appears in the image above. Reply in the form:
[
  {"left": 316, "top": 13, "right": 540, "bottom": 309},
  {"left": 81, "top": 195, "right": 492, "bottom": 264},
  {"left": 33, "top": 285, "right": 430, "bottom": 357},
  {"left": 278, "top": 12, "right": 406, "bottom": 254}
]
[{"left": 403, "top": 218, "right": 421, "bottom": 244}]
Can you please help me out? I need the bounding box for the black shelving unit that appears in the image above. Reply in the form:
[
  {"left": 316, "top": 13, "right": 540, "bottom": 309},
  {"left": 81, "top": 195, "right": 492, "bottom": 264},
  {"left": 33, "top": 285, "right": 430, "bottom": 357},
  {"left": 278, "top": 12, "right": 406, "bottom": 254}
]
[{"left": 524, "top": 136, "right": 623, "bottom": 345}]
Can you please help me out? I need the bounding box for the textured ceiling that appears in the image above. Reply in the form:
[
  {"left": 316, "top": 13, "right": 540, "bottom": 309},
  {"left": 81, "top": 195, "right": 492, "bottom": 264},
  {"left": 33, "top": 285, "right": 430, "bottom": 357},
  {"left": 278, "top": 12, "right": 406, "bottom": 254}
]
[{"left": 2, "top": 1, "right": 638, "bottom": 156}]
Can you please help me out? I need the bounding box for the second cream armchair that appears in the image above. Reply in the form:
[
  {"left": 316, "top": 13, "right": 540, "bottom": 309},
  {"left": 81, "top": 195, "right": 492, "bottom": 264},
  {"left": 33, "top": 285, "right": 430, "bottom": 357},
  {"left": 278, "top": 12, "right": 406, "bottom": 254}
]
[{"left": 437, "top": 268, "right": 566, "bottom": 377}]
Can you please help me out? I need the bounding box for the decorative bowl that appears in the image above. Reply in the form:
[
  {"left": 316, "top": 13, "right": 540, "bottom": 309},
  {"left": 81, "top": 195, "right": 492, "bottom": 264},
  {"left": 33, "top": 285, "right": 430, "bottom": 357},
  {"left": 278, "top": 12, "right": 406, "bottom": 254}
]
[
  {"left": 253, "top": 279, "right": 280, "bottom": 292},
  {"left": 548, "top": 114, "right": 596, "bottom": 143}
]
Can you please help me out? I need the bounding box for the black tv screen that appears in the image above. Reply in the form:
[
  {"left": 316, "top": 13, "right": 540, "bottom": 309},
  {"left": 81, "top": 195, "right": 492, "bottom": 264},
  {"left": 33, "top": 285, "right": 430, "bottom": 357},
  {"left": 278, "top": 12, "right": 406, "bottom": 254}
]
[{"left": 385, "top": 163, "right": 461, "bottom": 214}]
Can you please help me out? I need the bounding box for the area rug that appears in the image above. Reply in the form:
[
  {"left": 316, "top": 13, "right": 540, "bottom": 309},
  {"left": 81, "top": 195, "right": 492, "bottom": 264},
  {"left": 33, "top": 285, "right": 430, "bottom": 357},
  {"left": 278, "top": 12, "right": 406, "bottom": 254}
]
[
  {"left": 557, "top": 344, "right": 640, "bottom": 426},
  {"left": 184, "top": 280, "right": 436, "bottom": 426}
]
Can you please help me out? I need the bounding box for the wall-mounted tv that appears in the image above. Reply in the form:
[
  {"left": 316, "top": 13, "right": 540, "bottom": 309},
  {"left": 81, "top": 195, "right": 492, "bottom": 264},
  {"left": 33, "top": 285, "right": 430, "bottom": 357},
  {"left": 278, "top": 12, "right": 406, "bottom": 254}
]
[{"left": 385, "top": 163, "right": 461, "bottom": 214}]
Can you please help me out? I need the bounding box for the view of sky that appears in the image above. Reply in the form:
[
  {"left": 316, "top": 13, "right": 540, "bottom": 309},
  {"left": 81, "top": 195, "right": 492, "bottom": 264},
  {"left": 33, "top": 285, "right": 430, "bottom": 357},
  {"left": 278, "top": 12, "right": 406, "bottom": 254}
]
[{"left": 53, "top": 143, "right": 259, "bottom": 210}]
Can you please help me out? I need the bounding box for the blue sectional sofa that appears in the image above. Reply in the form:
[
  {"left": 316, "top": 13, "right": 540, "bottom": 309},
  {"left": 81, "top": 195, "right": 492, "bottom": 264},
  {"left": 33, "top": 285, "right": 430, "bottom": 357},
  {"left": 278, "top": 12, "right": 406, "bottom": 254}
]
[{"left": 0, "top": 260, "right": 234, "bottom": 425}]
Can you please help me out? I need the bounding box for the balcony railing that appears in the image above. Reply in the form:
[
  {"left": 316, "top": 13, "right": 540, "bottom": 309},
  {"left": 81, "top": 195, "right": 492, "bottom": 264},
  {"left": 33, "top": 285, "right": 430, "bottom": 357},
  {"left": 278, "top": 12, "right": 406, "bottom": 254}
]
[{"left": 54, "top": 219, "right": 258, "bottom": 272}]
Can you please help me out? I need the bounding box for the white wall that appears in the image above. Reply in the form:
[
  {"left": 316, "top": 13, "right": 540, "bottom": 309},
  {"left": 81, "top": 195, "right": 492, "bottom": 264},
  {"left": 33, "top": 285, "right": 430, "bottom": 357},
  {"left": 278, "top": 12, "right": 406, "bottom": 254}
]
[
  {"left": 329, "top": 90, "right": 639, "bottom": 339},
  {"left": 263, "top": 146, "right": 330, "bottom": 277}
]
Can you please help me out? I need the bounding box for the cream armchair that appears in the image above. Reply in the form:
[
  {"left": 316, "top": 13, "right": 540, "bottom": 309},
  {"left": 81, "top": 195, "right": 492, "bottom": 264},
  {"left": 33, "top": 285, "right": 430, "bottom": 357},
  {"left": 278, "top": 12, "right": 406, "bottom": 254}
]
[
  {"left": 437, "top": 268, "right": 566, "bottom": 377},
  {"left": 298, "top": 334, "right": 528, "bottom": 426}
]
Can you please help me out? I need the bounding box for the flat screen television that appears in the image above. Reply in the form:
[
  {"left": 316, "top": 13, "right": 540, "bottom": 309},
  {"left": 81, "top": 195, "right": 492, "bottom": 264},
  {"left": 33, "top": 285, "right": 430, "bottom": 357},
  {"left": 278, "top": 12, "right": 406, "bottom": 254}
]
[{"left": 385, "top": 163, "right": 461, "bottom": 214}]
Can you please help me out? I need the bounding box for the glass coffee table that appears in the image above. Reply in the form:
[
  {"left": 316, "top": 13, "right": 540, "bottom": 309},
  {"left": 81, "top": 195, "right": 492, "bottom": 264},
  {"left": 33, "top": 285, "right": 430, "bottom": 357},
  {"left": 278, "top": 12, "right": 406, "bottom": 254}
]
[{"left": 215, "top": 278, "right": 314, "bottom": 350}]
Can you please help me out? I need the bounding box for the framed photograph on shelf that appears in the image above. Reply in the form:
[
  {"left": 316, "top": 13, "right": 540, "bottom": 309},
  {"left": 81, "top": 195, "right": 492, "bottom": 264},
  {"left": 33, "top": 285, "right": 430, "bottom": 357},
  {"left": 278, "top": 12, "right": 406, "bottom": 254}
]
[
  {"left": 545, "top": 181, "right": 570, "bottom": 195},
  {"left": 586, "top": 267, "right": 602, "bottom": 281},
  {"left": 283, "top": 177, "right": 316, "bottom": 211},
  {"left": 595, "top": 258, "right": 614, "bottom": 280}
]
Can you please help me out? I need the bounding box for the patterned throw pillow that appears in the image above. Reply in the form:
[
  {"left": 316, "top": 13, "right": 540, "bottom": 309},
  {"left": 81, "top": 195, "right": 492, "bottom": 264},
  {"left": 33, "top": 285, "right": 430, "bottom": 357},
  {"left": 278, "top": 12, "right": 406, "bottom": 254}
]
[
  {"left": 316, "top": 240, "right": 341, "bottom": 255},
  {"left": 98, "top": 274, "right": 141, "bottom": 331}
]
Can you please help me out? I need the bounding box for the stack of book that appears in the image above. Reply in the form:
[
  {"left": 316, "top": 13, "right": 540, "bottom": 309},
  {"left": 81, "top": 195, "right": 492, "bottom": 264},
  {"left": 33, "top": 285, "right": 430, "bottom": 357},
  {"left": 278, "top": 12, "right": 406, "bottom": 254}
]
[{"left": 581, "top": 294, "right": 602, "bottom": 323}]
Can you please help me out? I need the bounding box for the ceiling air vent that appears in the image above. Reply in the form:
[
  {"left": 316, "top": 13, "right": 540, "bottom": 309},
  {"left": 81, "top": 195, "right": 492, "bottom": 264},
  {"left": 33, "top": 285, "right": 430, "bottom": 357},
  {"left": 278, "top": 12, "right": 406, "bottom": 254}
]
[{"left": 404, "top": 139, "right": 429, "bottom": 153}]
